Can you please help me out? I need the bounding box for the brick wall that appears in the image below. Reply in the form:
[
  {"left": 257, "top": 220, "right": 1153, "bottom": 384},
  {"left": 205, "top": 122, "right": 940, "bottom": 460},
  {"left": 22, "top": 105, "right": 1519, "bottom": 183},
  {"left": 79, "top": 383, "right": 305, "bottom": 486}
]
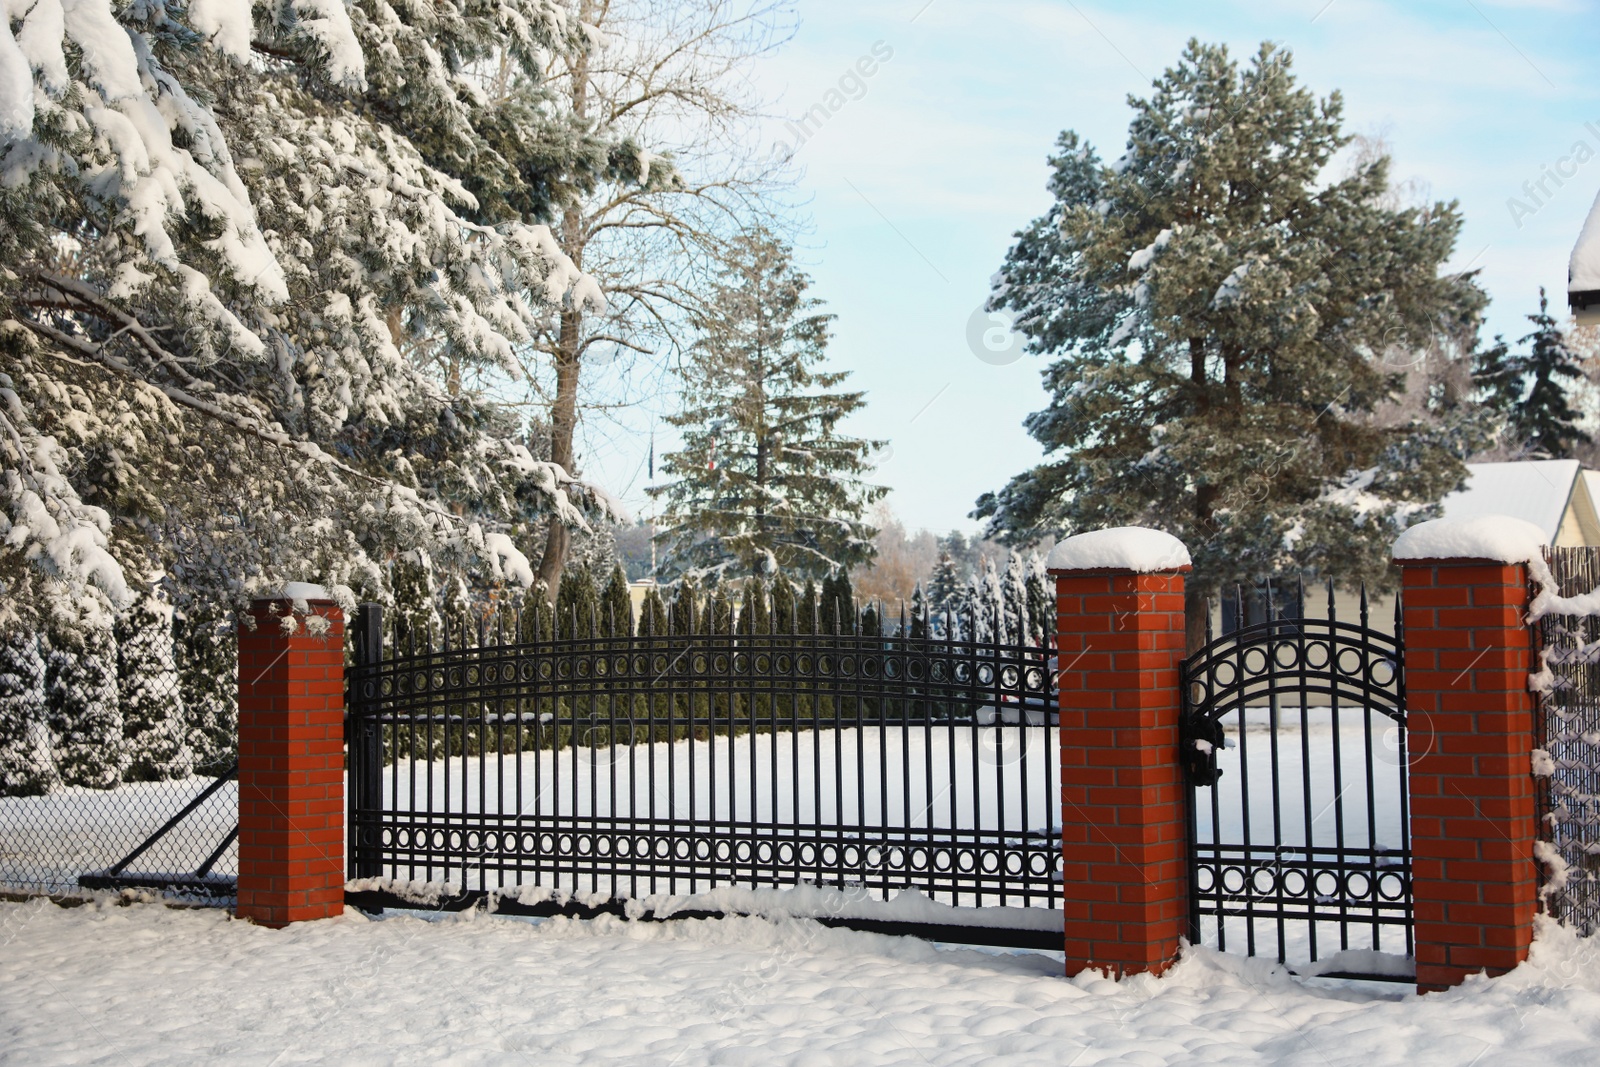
[
  {"left": 1053, "top": 567, "right": 1189, "bottom": 977},
  {"left": 1397, "top": 560, "right": 1539, "bottom": 991},
  {"left": 236, "top": 595, "right": 346, "bottom": 926}
]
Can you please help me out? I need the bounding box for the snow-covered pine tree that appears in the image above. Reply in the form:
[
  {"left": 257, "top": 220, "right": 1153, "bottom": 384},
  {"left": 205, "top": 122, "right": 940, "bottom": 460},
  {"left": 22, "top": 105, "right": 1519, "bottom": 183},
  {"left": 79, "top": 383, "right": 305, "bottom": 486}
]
[
  {"left": 736, "top": 582, "right": 756, "bottom": 636},
  {"left": 117, "top": 586, "right": 193, "bottom": 782},
  {"left": 770, "top": 575, "right": 797, "bottom": 634},
  {"left": 391, "top": 551, "right": 442, "bottom": 648},
  {"left": 978, "top": 559, "right": 1005, "bottom": 644},
  {"left": 737, "top": 579, "right": 771, "bottom": 636},
  {"left": 638, "top": 585, "right": 670, "bottom": 638},
  {"left": 1474, "top": 289, "right": 1590, "bottom": 458},
  {"left": 556, "top": 567, "right": 601, "bottom": 640},
  {"left": 750, "top": 579, "right": 773, "bottom": 635},
  {"left": 671, "top": 577, "right": 699, "bottom": 635},
  {"left": 926, "top": 552, "right": 964, "bottom": 615},
  {"left": 651, "top": 231, "right": 886, "bottom": 582},
  {"left": 174, "top": 607, "right": 236, "bottom": 772},
  {"left": 1, "top": 0, "right": 628, "bottom": 632},
  {"left": 601, "top": 565, "right": 633, "bottom": 638},
  {"left": 909, "top": 583, "right": 930, "bottom": 640},
  {"left": 709, "top": 584, "right": 734, "bottom": 635},
  {"left": 976, "top": 41, "right": 1489, "bottom": 651},
  {"left": 1001, "top": 553, "right": 1030, "bottom": 646},
  {"left": 954, "top": 576, "right": 980, "bottom": 644},
  {"left": 796, "top": 578, "right": 819, "bottom": 635},
  {"left": 1026, "top": 551, "right": 1053, "bottom": 648},
  {"left": 819, "top": 572, "right": 857, "bottom": 636},
  {"left": 46, "top": 620, "right": 126, "bottom": 789},
  {"left": 860, "top": 602, "right": 882, "bottom": 638},
  {"left": 0, "top": 631, "right": 56, "bottom": 796}
]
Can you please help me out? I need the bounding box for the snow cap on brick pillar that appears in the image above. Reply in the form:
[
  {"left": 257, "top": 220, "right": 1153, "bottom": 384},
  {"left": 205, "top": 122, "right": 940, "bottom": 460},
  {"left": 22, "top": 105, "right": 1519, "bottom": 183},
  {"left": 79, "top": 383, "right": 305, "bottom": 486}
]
[
  {"left": 1392, "top": 515, "right": 1544, "bottom": 992},
  {"left": 1048, "top": 527, "right": 1191, "bottom": 978},
  {"left": 236, "top": 582, "right": 346, "bottom": 927}
]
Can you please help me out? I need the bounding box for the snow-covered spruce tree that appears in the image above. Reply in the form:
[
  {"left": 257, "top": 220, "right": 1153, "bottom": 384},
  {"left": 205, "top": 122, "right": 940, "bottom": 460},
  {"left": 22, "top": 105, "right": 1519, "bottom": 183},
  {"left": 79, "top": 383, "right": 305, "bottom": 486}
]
[
  {"left": 1001, "top": 552, "right": 1030, "bottom": 646},
  {"left": 976, "top": 41, "right": 1489, "bottom": 650},
  {"left": 926, "top": 551, "right": 964, "bottom": 615},
  {"left": 173, "top": 606, "right": 236, "bottom": 771},
  {"left": 819, "top": 571, "right": 856, "bottom": 636},
  {"left": 1474, "top": 289, "right": 1590, "bottom": 459},
  {"left": 769, "top": 574, "right": 796, "bottom": 634},
  {"left": 795, "top": 578, "right": 818, "bottom": 635},
  {"left": 638, "top": 584, "right": 670, "bottom": 637},
  {"left": 555, "top": 566, "right": 601, "bottom": 639},
  {"left": 600, "top": 564, "right": 633, "bottom": 637},
  {"left": 1025, "top": 551, "right": 1053, "bottom": 648},
  {"left": 651, "top": 231, "right": 885, "bottom": 581},
  {"left": 738, "top": 578, "right": 770, "bottom": 635},
  {"left": 45, "top": 620, "right": 126, "bottom": 789},
  {"left": 0, "top": 0, "right": 625, "bottom": 632},
  {"left": 0, "top": 631, "right": 56, "bottom": 796},
  {"left": 116, "top": 585, "right": 193, "bottom": 782},
  {"left": 909, "top": 583, "right": 930, "bottom": 639}
]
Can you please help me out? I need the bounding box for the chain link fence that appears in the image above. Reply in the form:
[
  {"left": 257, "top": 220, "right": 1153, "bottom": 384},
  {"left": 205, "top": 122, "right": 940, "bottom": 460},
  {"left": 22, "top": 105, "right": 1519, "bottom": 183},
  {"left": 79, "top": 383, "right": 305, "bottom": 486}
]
[
  {"left": 0, "top": 611, "right": 239, "bottom": 903},
  {"left": 1537, "top": 547, "right": 1600, "bottom": 935}
]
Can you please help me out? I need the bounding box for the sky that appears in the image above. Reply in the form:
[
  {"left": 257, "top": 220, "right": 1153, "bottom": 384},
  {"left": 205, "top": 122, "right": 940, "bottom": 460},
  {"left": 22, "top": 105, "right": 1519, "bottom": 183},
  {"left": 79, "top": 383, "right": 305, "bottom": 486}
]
[{"left": 582, "top": 0, "right": 1600, "bottom": 536}]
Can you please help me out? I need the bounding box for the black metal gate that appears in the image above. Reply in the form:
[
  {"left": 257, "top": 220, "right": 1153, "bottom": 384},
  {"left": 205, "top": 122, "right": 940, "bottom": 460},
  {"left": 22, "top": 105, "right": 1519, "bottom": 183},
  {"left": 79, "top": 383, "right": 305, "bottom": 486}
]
[
  {"left": 1181, "top": 582, "right": 1413, "bottom": 980},
  {"left": 346, "top": 601, "right": 1063, "bottom": 948}
]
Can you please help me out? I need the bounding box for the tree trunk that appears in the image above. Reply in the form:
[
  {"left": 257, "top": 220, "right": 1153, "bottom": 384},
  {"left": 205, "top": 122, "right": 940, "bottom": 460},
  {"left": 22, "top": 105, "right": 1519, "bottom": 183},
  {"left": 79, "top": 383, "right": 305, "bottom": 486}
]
[
  {"left": 1186, "top": 335, "right": 1214, "bottom": 655},
  {"left": 532, "top": 20, "right": 593, "bottom": 607},
  {"left": 1184, "top": 582, "right": 1211, "bottom": 657},
  {"left": 534, "top": 301, "right": 584, "bottom": 605}
]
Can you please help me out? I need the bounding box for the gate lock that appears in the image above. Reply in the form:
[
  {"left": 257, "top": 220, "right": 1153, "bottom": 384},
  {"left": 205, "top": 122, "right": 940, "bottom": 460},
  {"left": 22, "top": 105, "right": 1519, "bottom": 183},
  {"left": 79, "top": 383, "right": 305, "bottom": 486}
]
[{"left": 1180, "top": 714, "right": 1225, "bottom": 786}]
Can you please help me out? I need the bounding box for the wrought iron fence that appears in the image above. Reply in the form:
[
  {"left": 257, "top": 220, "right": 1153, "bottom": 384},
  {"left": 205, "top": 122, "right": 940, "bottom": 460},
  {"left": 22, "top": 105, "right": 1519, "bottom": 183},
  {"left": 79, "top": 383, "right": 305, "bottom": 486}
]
[
  {"left": 1537, "top": 547, "right": 1600, "bottom": 935},
  {"left": 0, "top": 625, "right": 238, "bottom": 901},
  {"left": 1182, "top": 581, "right": 1412, "bottom": 980},
  {"left": 347, "top": 600, "right": 1062, "bottom": 946}
]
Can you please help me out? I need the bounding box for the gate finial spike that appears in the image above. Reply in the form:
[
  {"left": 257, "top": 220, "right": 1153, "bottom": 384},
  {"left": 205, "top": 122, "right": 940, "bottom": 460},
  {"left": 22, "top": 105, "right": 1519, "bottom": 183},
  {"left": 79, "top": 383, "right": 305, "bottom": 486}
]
[
  {"left": 1326, "top": 577, "right": 1336, "bottom": 623},
  {"left": 1205, "top": 595, "right": 1213, "bottom": 644},
  {"left": 1359, "top": 582, "right": 1370, "bottom": 627}
]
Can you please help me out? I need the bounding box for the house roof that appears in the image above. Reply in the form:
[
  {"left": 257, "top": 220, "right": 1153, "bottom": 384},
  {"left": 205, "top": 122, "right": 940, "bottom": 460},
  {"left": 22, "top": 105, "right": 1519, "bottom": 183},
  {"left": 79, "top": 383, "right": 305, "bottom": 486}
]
[
  {"left": 1572, "top": 188, "right": 1600, "bottom": 295},
  {"left": 1440, "top": 460, "right": 1581, "bottom": 542}
]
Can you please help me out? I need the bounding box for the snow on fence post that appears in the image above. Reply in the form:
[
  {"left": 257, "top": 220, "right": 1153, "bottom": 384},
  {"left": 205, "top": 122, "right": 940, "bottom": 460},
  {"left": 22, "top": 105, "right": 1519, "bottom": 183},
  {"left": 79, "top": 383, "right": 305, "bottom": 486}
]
[
  {"left": 1392, "top": 518, "right": 1543, "bottom": 992},
  {"left": 1048, "top": 527, "right": 1191, "bottom": 978},
  {"left": 236, "top": 584, "right": 346, "bottom": 927}
]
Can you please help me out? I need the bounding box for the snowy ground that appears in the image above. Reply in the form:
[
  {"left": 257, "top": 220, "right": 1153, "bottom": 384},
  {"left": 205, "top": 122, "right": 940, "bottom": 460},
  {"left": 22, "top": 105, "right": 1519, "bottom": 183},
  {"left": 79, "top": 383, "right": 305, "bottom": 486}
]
[{"left": 3, "top": 899, "right": 1599, "bottom": 1066}]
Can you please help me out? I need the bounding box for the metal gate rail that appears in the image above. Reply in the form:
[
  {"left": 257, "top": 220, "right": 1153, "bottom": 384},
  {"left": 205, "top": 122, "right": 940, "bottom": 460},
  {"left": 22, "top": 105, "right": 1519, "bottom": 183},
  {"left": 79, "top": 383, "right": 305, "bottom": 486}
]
[{"left": 346, "top": 601, "right": 1063, "bottom": 948}]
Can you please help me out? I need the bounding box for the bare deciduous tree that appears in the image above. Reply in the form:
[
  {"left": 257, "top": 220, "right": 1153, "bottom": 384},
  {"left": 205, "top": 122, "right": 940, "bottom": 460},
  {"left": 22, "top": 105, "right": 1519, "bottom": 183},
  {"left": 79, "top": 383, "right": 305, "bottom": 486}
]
[{"left": 523, "top": 0, "right": 798, "bottom": 602}]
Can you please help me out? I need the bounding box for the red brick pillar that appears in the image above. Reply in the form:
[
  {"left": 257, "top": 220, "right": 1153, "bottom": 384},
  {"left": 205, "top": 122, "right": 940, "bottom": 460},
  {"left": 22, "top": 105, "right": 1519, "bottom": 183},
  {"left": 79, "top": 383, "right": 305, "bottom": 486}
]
[
  {"left": 1394, "top": 519, "right": 1542, "bottom": 992},
  {"left": 236, "top": 585, "right": 346, "bottom": 926},
  {"left": 1050, "top": 528, "right": 1191, "bottom": 977}
]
